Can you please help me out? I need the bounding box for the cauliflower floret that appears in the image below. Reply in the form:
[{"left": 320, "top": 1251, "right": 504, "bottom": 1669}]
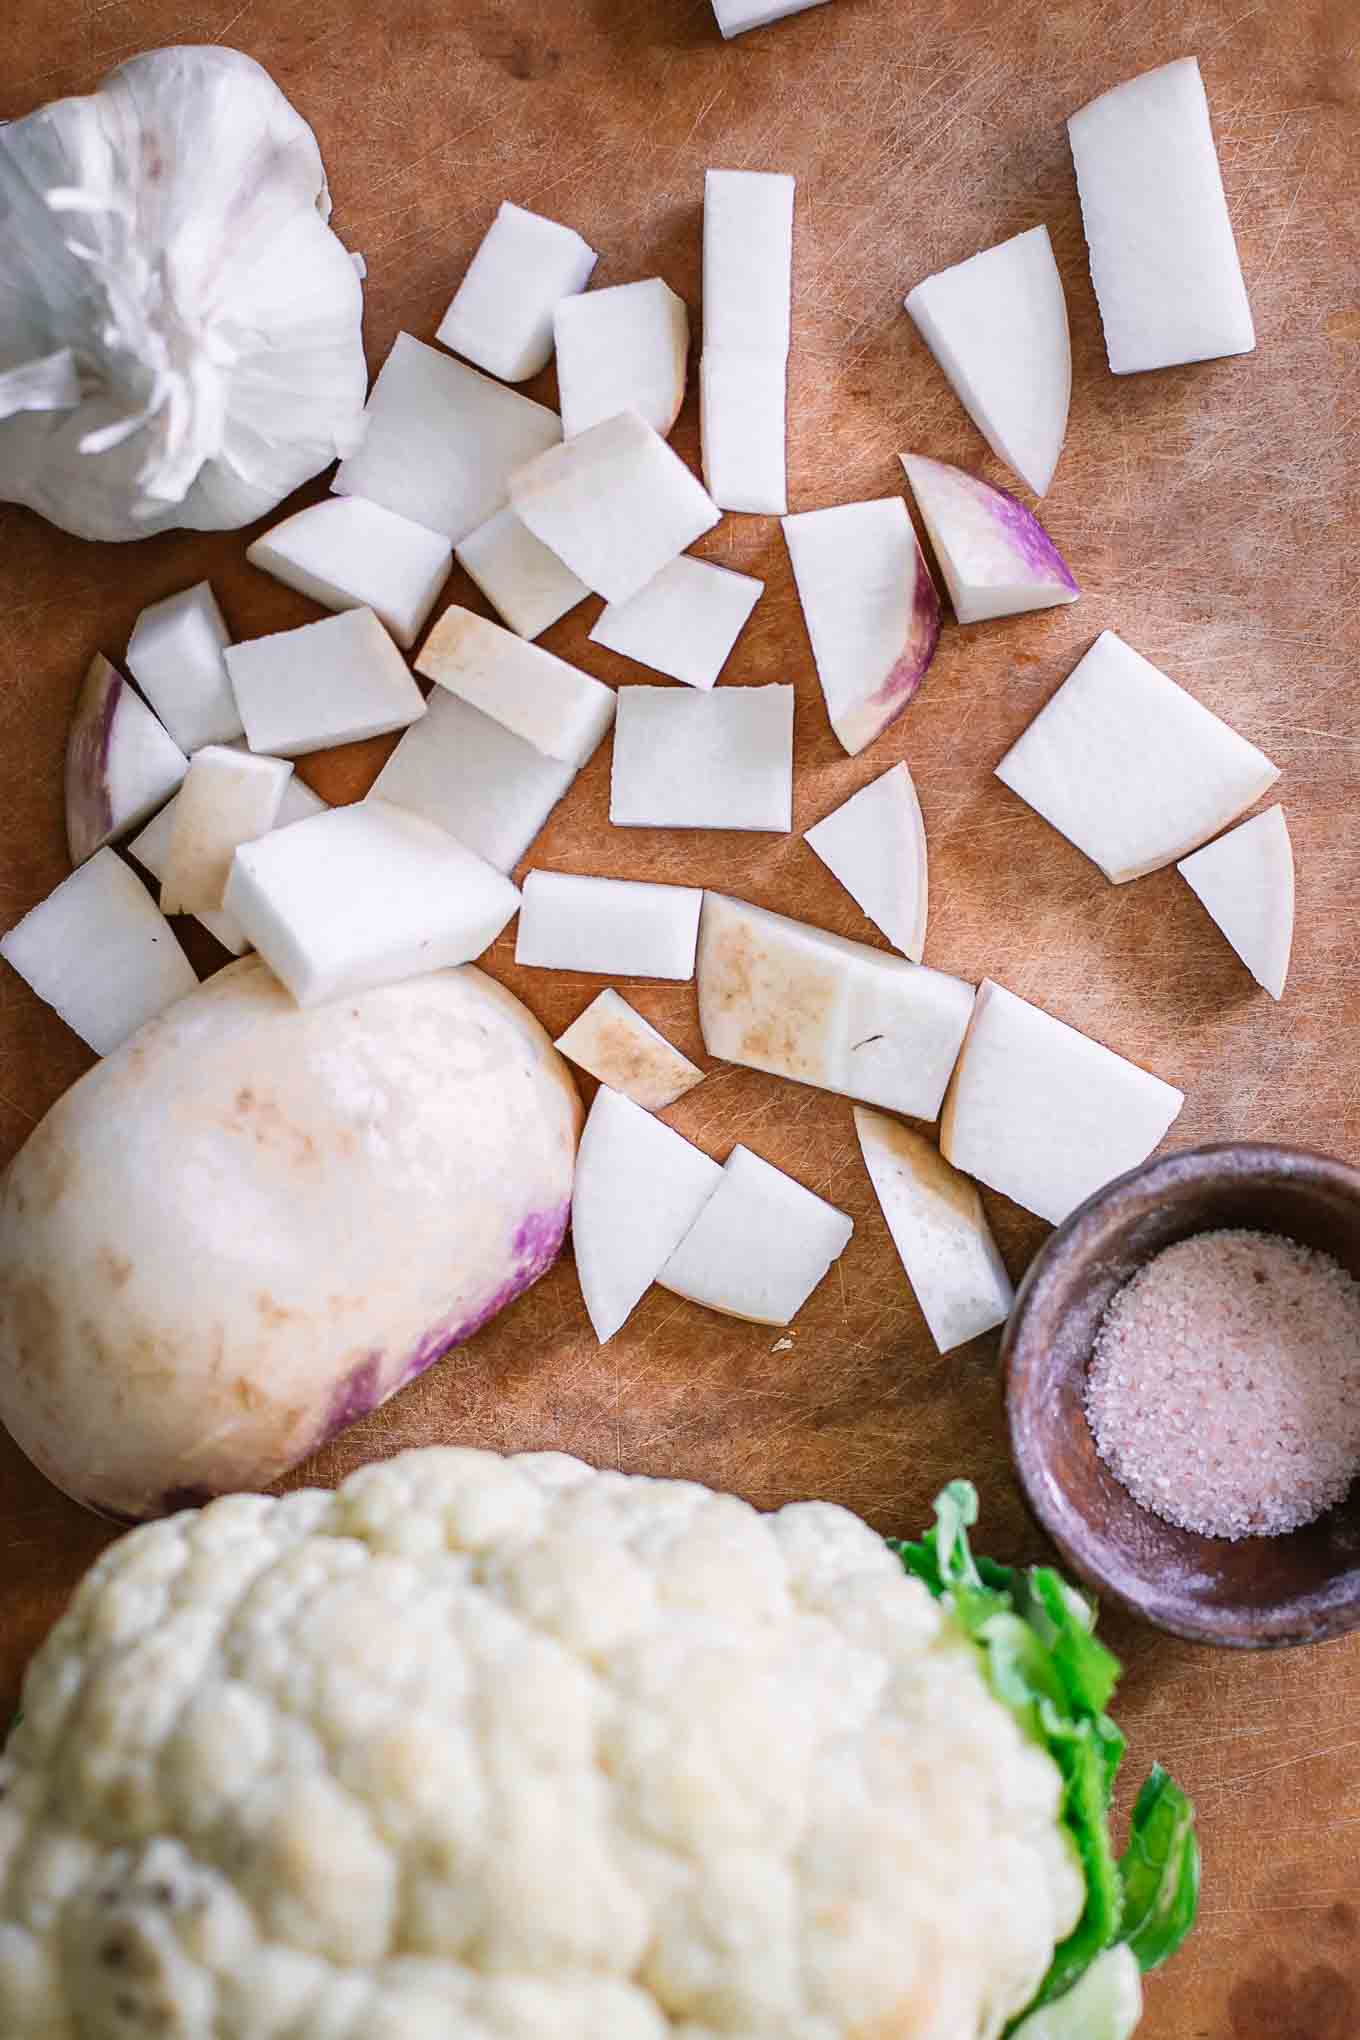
[{"left": 0, "top": 1449, "right": 1082, "bottom": 2039}]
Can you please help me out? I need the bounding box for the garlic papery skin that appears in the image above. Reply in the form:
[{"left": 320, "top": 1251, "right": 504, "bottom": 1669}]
[{"left": 0, "top": 46, "right": 367, "bottom": 543}]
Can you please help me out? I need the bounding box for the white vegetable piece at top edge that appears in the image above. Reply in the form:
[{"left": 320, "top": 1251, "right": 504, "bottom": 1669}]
[
  {"left": 941, "top": 979, "right": 1185, "bottom": 1227},
  {"left": 1, "top": 848, "right": 196, "bottom": 1056},
  {"left": 900, "top": 454, "right": 1079, "bottom": 625},
  {"left": 333, "top": 333, "right": 562, "bottom": 543},
  {"left": 572, "top": 1085, "right": 723, "bottom": 1343},
  {"left": 1178, "top": 804, "right": 1294, "bottom": 1000},
  {"left": 129, "top": 773, "right": 327, "bottom": 957},
  {"left": 1069, "top": 58, "right": 1254, "bottom": 374},
  {"left": 905, "top": 226, "right": 1071, "bottom": 498},
  {"left": 415, "top": 605, "right": 615, "bottom": 771},
  {"left": 783, "top": 498, "right": 941, "bottom": 756},
  {"left": 554, "top": 278, "right": 690, "bottom": 439},
  {"left": 590, "top": 554, "right": 763, "bottom": 689},
  {"left": 65, "top": 654, "right": 188, "bottom": 867},
  {"left": 854, "top": 1108, "right": 1014, "bottom": 1354},
  {"left": 160, "top": 747, "right": 292, "bottom": 918},
  {"left": 610, "top": 685, "right": 794, "bottom": 832},
  {"left": 697, "top": 892, "right": 974, "bottom": 1120},
  {"left": 125, "top": 582, "right": 242, "bottom": 751},
  {"left": 659, "top": 1145, "right": 853, "bottom": 1327},
  {"left": 455, "top": 506, "right": 589, "bottom": 640},
  {"left": 369, "top": 689, "right": 576, "bottom": 876},
  {"left": 516, "top": 872, "right": 703, "bottom": 980},
  {"left": 246, "top": 496, "right": 452, "bottom": 649},
  {"left": 510, "top": 409, "right": 721, "bottom": 608},
  {"left": 225, "top": 801, "right": 521, "bottom": 1009},
  {"left": 225, "top": 608, "right": 426, "bottom": 758},
  {"left": 712, "top": 0, "right": 831, "bottom": 33},
  {"left": 995, "top": 629, "right": 1279, "bottom": 883},
  {"left": 701, "top": 168, "right": 794, "bottom": 513},
  {"left": 436, "top": 201, "right": 597, "bottom": 385},
  {"left": 554, "top": 989, "right": 704, "bottom": 1111},
  {"left": 804, "top": 762, "right": 929, "bottom": 962}
]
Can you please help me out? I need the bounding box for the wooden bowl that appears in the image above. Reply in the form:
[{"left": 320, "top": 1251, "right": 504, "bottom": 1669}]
[{"left": 1003, "top": 1142, "right": 1360, "bottom": 1649}]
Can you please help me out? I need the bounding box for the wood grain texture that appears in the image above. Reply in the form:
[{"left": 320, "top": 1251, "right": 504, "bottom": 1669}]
[{"left": 1, "top": 1, "right": 1358, "bottom": 2033}]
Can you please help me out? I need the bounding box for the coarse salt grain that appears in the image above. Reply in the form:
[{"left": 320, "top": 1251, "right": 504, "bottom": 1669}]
[{"left": 1085, "top": 1228, "right": 1360, "bottom": 1541}]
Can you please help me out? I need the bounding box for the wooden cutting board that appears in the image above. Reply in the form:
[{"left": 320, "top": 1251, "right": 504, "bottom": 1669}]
[{"left": 2, "top": 1, "right": 1357, "bottom": 2032}]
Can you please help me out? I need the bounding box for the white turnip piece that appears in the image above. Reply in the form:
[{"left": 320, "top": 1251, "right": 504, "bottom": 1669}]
[
  {"left": 995, "top": 629, "right": 1279, "bottom": 883},
  {"left": 125, "top": 582, "right": 243, "bottom": 751},
  {"left": 510, "top": 408, "right": 721, "bottom": 607},
  {"left": 589, "top": 554, "right": 763, "bottom": 689},
  {"left": 900, "top": 454, "right": 1079, "bottom": 625},
  {"left": 415, "top": 605, "right": 615, "bottom": 770},
  {"left": 940, "top": 979, "right": 1185, "bottom": 1226},
  {"left": 0, "top": 956, "right": 581, "bottom": 1518},
  {"left": 554, "top": 278, "right": 690, "bottom": 439},
  {"left": 697, "top": 891, "right": 974, "bottom": 1118},
  {"left": 225, "top": 607, "right": 426, "bottom": 758},
  {"left": 1178, "top": 804, "right": 1294, "bottom": 999},
  {"left": 368, "top": 687, "right": 576, "bottom": 874},
  {"left": 659, "top": 1144, "right": 852, "bottom": 1326},
  {"left": 246, "top": 495, "right": 452, "bottom": 649},
  {"left": 700, "top": 351, "right": 790, "bottom": 517},
  {"left": 225, "top": 801, "right": 520, "bottom": 1008},
  {"left": 804, "top": 762, "right": 929, "bottom": 961},
  {"left": 572, "top": 1084, "right": 722, "bottom": 1343},
  {"left": 516, "top": 871, "right": 703, "bottom": 980},
  {"left": 333, "top": 333, "right": 562, "bottom": 542},
  {"left": 454, "top": 506, "right": 589, "bottom": 640},
  {"left": 554, "top": 989, "right": 704, "bottom": 1111},
  {"left": 609, "top": 684, "right": 794, "bottom": 831},
  {"left": 712, "top": 0, "right": 831, "bottom": 33},
  {"left": 129, "top": 796, "right": 250, "bottom": 956},
  {"left": 783, "top": 498, "right": 941, "bottom": 756},
  {"left": 904, "top": 226, "right": 1071, "bottom": 497},
  {"left": 1069, "top": 57, "right": 1255, "bottom": 374},
  {"left": 65, "top": 653, "right": 188, "bottom": 866},
  {"left": 160, "top": 746, "right": 293, "bottom": 917},
  {"left": 854, "top": 1108, "right": 1013, "bottom": 1353},
  {"left": 436, "top": 201, "right": 597, "bottom": 384},
  {"left": 0, "top": 847, "right": 196, "bottom": 1055},
  {"left": 701, "top": 168, "right": 794, "bottom": 513}
]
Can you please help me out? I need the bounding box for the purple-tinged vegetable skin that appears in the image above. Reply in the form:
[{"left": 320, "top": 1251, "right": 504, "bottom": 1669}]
[
  {"left": 64, "top": 653, "right": 188, "bottom": 865},
  {"left": 901, "top": 454, "right": 1078, "bottom": 626}
]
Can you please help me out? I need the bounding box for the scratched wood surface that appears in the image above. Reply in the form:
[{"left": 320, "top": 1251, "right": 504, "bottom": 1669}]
[{"left": 2, "top": 1, "right": 1358, "bottom": 2032}]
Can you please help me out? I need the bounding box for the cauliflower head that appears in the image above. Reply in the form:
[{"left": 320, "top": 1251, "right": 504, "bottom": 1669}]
[{"left": 0, "top": 1448, "right": 1083, "bottom": 2040}]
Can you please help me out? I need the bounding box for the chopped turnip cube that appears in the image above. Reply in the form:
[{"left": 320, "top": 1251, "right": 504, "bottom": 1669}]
[
  {"left": 436, "top": 201, "right": 597, "bottom": 384},
  {"left": 333, "top": 333, "right": 562, "bottom": 543},
  {"left": 454, "top": 507, "right": 589, "bottom": 640},
  {"left": 1069, "top": 58, "right": 1254, "bottom": 374},
  {"left": 697, "top": 892, "right": 974, "bottom": 1119},
  {"left": 225, "top": 801, "right": 520, "bottom": 1009},
  {"left": 225, "top": 608, "right": 426, "bottom": 759},
  {"left": 995, "top": 629, "right": 1279, "bottom": 883},
  {"left": 854, "top": 1108, "right": 1013, "bottom": 1353},
  {"left": 160, "top": 747, "right": 293, "bottom": 917},
  {"left": 659, "top": 1145, "right": 852, "bottom": 1326},
  {"left": 65, "top": 654, "right": 188, "bottom": 867},
  {"left": 128, "top": 797, "right": 251, "bottom": 957},
  {"left": 900, "top": 454, "right": 1079, "bottom": 626},
  {"left": 246, "top": 496, "right": 452, "bottom": 650},
  {"left": 572, "top": 1086, "right": 723, "bottom": 1343},
  {"left": 1178, "top": 804, "right": 1294, "bottom": 1000},
  {"left": 905, "top": 226, "right": 1071, "bottom": 498},
  {"left": 712, "top": 0, "right": 831, "bottom": 32},
  {"left": 610, "top": 685, "right": 793, "bottom": 832},
  {"left": 1, "top": 849, "right": 196, "bottom": 1055},
  {"left": 276, "top": 776, "right": 330, "bottom": 828},
  {"left": 415, "top": 606, "right": 614, "bottom": 770},
  {"left": 940, "top": 979, "right": 1184, "bottom": 1226},
  {"left": 369, "top": 688, "right": 575, "bottom": 873},
  {"left": 783, "top": 498, "right": 941, "bottom": 756},
  {"left": 516, "top": 872, "right": 703, "bottom": 980},
  {"left": 701, "top": 169, "right": 794, "bottom": 514},
  {"left": 589, "top": 554, "right": 763, "bottom": 690},
  {"left": 554, "top": 990, "right": 704, "bottom": 1111},
  {"left": 804, "top": 762, "right": 928, "bottom": 961},
  {"left": 554, "top": 278, "right": 690, "bottom": 440},
  {"left": 125, "top": 582, "right": 243, "bottom": 752},
  {"left": 509, "top": 409, "right": 721, "bottom": 608},
  {"left": 699, "top": 351, "right": 789, "bottom": 516}
]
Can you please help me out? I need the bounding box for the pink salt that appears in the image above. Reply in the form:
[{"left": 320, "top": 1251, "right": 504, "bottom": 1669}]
[{"left": 1084, "top": 1229, "right": 1360, "bottom": 1541}]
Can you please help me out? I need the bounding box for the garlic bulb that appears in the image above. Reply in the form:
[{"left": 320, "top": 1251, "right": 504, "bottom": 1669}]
[{"left": 0, "top": 46, "right": 367, "bottom": 543}]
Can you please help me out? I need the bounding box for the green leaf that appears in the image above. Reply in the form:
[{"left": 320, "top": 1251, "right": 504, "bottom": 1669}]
[{"left": 1118, "top": 1764, "right": 1201, "bottom": 1973}]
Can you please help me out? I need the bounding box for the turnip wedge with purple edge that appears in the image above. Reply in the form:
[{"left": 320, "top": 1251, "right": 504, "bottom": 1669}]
[{"left": 901, "top": 453, "right": 1079, "bottom": 626}]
